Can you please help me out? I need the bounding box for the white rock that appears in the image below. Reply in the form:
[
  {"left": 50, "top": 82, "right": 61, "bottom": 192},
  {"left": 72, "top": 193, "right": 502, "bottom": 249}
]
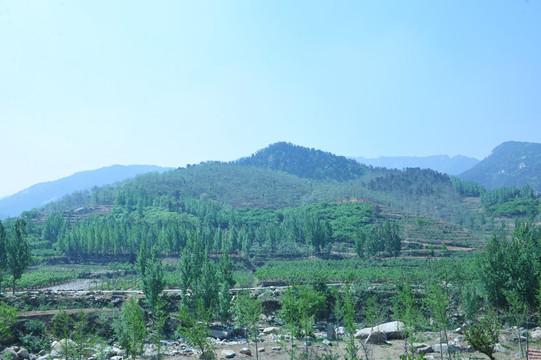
[
  {"left": 221, "top": 349, "right": 236, "bottom": 358},
  {"left": 262, "top": 327, "right": 279, "bottom": 334},
  {"left": 239, "top": 347, "right": 251, "bottom": 355}
]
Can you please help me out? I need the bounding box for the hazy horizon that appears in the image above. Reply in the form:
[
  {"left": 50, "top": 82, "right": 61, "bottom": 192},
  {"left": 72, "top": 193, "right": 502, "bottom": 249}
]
[{"left": 2, "top": 1, "right": 540, "bottom": 197}]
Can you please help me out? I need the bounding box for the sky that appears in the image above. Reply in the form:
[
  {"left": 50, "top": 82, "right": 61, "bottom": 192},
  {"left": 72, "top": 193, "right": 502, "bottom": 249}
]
[{"left": 1, "top": 1, "right": 541, "bottom": 198}]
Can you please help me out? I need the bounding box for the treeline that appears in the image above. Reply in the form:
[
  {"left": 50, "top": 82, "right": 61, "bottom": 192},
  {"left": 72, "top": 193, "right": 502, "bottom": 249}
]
[
  {"left": 235, "top": 141, "right": 367, "bottom": 181},
  {"left": 26, "top": 199, "right": 379, "bottom": 260}
]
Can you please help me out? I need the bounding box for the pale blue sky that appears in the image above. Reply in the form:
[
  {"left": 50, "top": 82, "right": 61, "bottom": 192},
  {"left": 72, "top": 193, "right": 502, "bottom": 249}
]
[{"left": 1, "top": 1, "right": 540, "bottom": 197}]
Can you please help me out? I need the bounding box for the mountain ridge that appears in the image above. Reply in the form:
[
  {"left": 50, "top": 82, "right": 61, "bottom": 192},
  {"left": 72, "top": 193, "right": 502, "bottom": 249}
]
[
  {"left": 0, "top": 164, "right": 172, "bottom": 219},
  {"left": 459, "top": 141, "right": 541, "bottom": 192},
  {"left": 355, "top": 154, "right": 479, "bottom": 175}
]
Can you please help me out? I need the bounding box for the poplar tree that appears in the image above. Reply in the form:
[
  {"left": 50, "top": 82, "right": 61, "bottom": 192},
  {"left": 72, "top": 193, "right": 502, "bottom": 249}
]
[{"left": 6, "top": 219, "right": 32, "bottom": 294}]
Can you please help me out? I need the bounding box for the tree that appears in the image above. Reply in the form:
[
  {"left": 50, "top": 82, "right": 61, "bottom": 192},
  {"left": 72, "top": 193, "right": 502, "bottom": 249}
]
[
  {"left": 478, "top": 223, "right": 540, "bottom": 308},
  {"left": 463, "top": 310, "right": 501, "bottom": 360},
  {"left": 426, "top": 282, "right": 450, "bottom": 360},
  {"left": 6, "top": 219, "right": 32, "bottom": 294},
  {"left": 393, "top": 280, "right": 422, "bottom": 358},
  {"left": 177, "top": 300, "right": 215, "bottom": 360},
  {"left": 150, "top": 297, "right": 169, "bottom": 360},
  {"left": 342, "top": 286, "right": 360, "bottom": 360},
  {"left": 0, "top": 221, "right": 6, "bottom": 294},
  {"left": 138, "top": 246, "right": 165, "bottom": 311},
  {"left": 0, "top": 301, "right": 19, "bottom": 343},
  {"left": 114, "top": 298, "right": 147, "bottom": 359},
  {"left": 234, "top": 293, "right": 263, "bottom": 360},
  {"left": 279, "top": 285, "right": 325, "bottom": 359}
]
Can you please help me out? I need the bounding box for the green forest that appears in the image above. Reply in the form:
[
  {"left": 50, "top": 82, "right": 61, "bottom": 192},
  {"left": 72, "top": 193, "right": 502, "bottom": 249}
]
[{"left": 1, "top": 142, "right": 541, "bottom": 360}]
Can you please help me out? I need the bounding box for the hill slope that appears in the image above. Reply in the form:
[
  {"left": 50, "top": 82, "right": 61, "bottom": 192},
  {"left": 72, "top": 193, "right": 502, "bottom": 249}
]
[
  {"left": 0, "top": 165, "right": 172, "bottom": 219},
  {"left": 236, "top": 142, "right": 367, "bottom": 181},
  {"left": 356, "top": 155, "right": 479, "bottom": 175},
  {"left": 459, "top": 141, "right": 541, "bottom": 192}
]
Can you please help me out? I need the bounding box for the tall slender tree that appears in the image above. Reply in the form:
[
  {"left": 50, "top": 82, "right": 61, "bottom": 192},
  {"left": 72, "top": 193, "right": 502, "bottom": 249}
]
[
  {"left": 6, "top": 219, "right": 32, "bottom": 294},
  {"left": 0, "top": 221, "right": 7, "bottom": 294}
]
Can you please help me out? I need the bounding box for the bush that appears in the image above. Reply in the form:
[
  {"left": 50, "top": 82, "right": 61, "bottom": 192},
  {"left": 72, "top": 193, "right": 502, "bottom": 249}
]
[{"left": 0, "top": 302, "right": 19, "bottom": 343}]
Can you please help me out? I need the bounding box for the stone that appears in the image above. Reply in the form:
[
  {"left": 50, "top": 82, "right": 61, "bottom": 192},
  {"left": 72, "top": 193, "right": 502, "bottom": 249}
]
[
  {"left": 326, "top": 324, "right": 336, "bottom": 339},
  {"left": 263, "top": 327, "right": 279, "bottom": 334},
  {"left": 322, "top": 339, "right": 332, "bottom": 346},
  {"left": 51, "top": 339, "right": 77, "bottom": 356},
  {"left": 432, "top": 343, "right": 459, "bottom": 354},
  {"left": 210, "top": 329, "right": 233, "bottom": 340},
  {"left": 258, "top": 348, "right": 265, "bottom": 352},
  {"left": 531, "top": 329, "right": 541, "bottom": 341},
  {"left": 271, "top": 346, "right": 282, "bottom": 351},
  {"left": 335, "top": 326, "right": 346, "bottom": 336},
  {"left": 221, "top": 349, "right": 236, "bottom": 358},
  {"left": 239, "top": 348, "right": 251, "bottom": 356},
  {"left": 364, "top": 331, "right": 389, "bottom": 345},
  {"left": 17, "top": 348, "right": 30, "bottom": 359},
  {"left": 355, "top": 321, "right": 405, "bottom": 340},
  {"left": 494, "top": 343, "right": 509, "bottom": 354},
  {"left": 415, "top": 345, "right": 433, "bottom": 354},
  {"left": 2, "top": 348, "right": 18, "bottom": 360}
]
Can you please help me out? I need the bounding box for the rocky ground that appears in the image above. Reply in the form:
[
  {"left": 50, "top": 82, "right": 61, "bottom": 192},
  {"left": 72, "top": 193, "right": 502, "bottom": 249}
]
[{"left": 2, "top": 290, "right": 540, "bottom": 360}]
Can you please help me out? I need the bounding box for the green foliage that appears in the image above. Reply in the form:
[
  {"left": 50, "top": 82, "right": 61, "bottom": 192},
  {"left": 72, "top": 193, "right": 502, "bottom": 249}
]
[
  {"left": 150, "top": 297, "right": 169, "bottom": 360},
  {"left": 235, "top": 142, "right": 367, "bottom": 182},
  {"left": 177, "top": 300, "right": 215, "bottom": 360},
  {"left": 234, "top": 293, "right": 262, "bottom": 360},
  {"left": 6, "top": 219, "right": 33, "bottom": 293},
  {"left": 393, "top": 280, "right": 422, "bottom": 358},
  {"left": 114, "top": 298, "right": 146, "bottom": 359},
  {"left": 0, "top": 302, "right": 19, "bottom": 343},
  {"left": 450, "top": 177, "right": 485, "bottom": 197},
  {"left": 342, "top": 286, "right": 359, "bottom": 360},
  {"left": 0, "top": 221, "right": 6, "bottom": 294},
  {"left": 279, "top": 285, "right": 325, "bottom": 339},
  {"left": 478, "top": 223, "right": 541, "bottom": 307},
  {"left": 19, "top": 320, "right": 49, "bottom": 353},
  {"left": 137, "top": 245, "right": 165, "bottom": 311},
  {"left": 463, "top": 310, "right": 501, "bottom": 360}
]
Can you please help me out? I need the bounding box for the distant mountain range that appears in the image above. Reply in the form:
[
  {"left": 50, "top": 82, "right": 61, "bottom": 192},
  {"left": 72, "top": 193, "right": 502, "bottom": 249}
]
[
  {"left": 458, "top": 141, "right": 541, "bottom": 192},
  {"left": 0, "top": 165, "right": 172, "bottom": 219},
  {"left": 355, "top": 155, "right": 480, "bottom": 175}
]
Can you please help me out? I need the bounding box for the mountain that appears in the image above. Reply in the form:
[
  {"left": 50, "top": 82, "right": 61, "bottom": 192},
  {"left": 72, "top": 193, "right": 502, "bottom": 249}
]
[
  {"left": 458, "top": 141, "right": 541, "bottom": 192},
  {"left": 236, "top": 142, "right": 368, "bottom": 181},
  {"left": 355, "top": 155, "right": 479, "bottom": 175},
  {"left": 0, "top": 164, "right": 172, "bottom": 219}
]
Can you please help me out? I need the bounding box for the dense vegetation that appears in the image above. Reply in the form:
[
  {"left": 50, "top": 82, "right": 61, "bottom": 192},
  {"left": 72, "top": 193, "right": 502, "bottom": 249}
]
[{"left": 1, "top": 142, "right": 541, "bottom": 359}]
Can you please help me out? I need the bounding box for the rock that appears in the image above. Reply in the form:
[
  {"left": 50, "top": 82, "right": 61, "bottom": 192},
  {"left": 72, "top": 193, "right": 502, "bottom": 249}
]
[
  {"left": 239, "top": 348, "right": 251, "bottom": 356},
  {"left": 51, "top": 339, "right": 77, "bottom": 355},
  {"left": 365, "top": 331, "right": 389, "bottom": 345},
  {"left": 494, "top": 343, "right": 509, "bottom": 354},
  {"left": 414, "top": 344, "right": 433, "bottom": 354},
  {"left": 355, "top": 321, "right": 405, "bottom": 340},
  {"left": 210, "top": 329, "right": 233, "bottom": 340},
  {"left": 2, "top": 348, "right": 18, "bottom": 360},
  {"left": 263, "top": 327, "right": 279, "bottom": 334},
  {"left": 17, "top": 348, "right": 30, "bottom": 359},
  {"left": 335, "top": 327, "right": 346, "bottom": 336},
  {"left": 432, "top": 343, "right": 460, "bottom": 354},
  {"left": 221, "top": 349, "right": 236, "bottom": 358},
  {"left": 271, "top": 346, "right": 282, "bottom": 351},
  {"left": 326, "top": 324, "right": 336, "bottom": 339},
  {"left": 322, "top": 339, "right": 332, "bottom": 346},
  {"left": 531, "top": 329, "right": 541, "bottom": 341},
  {"left": 304, "top": 341, "right": 312, "bottom": 347}
]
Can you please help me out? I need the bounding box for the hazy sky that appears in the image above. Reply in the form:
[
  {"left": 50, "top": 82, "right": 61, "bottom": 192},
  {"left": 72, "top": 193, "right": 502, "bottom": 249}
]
[{"left": 1, "top": 1, "right": 540, "bottom": 198}]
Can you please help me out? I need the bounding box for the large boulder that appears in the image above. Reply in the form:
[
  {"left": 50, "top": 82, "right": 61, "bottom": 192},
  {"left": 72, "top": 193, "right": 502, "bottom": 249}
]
[
  {"left": 365, "top": 331, "right": 389, "bottom": 345},
  {"left": 355, "top": 321, "right": 405, "bottom": 340}
]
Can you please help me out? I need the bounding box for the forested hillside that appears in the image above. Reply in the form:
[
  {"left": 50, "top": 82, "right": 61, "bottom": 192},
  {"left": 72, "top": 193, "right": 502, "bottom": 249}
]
[
  {"left": 0, "top": 165, "right": 171, "bottom": 219},
  {"left": 459, "top": 141, "right": 541, "bottom": 192}
]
